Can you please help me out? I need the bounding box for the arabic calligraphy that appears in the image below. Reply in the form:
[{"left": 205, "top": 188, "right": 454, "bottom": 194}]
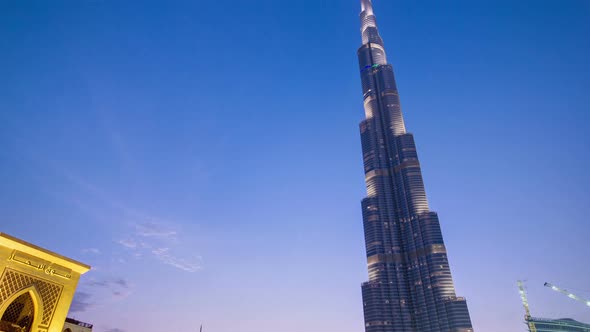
[{"left": 9, "top": 251, "right": 72, "bottom": 279}]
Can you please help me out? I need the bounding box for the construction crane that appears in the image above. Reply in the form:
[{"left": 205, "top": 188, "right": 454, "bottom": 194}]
[
  {"left": 518, "top": 280, "right": 538, "bottom": 332},
  {"left": 544, "top": 282, "right": 590, "bottom": 308}
]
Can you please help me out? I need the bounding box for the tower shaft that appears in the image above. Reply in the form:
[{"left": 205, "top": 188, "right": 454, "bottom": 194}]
[{"left": 356, "top": 2, "right": 473, "bottom": 331}]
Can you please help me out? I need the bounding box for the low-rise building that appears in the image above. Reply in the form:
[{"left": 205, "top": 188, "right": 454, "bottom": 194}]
[{"left": 62, "top": 318, "right": 93, "bottom": 332}]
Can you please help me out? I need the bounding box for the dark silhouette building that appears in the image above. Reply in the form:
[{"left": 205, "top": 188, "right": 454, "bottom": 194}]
[{"left": 355, "top": 1, "right": 473, "bottom": 331}]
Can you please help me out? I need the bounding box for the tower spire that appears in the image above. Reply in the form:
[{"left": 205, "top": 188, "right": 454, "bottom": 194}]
[
  {"left": 359, "top": 0, "right": 382, "bottom": 46},
  {"left": 361, "top": 0, "right": 374, "bottom": 15}
]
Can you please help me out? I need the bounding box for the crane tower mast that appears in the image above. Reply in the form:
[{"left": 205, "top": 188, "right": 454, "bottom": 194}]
[{"left": 518, "top": 280, "right": 538, "bottom": 332}]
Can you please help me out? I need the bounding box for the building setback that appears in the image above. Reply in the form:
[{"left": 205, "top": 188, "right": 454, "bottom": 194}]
[{"left": 355, "top": 1, "right": 473, "bottom": 331}]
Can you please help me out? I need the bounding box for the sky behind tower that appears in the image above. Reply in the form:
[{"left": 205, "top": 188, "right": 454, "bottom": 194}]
[{"left": 1, "top": 1, "right": 589, "bottom": 331}]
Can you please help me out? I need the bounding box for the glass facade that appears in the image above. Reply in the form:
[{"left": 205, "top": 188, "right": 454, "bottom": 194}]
[
  {"left": 530, "top": 318, "right": 590, "bottom": 332},
  {"left": 356, "top": 1, "right": 473, "bottom": 331}
]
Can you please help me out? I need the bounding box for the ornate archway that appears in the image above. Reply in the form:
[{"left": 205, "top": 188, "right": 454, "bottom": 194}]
[
  {"left": 0, "top": 291, "right": 36, "bottom": 332},
  {"left": 0, "top": 233, "right": 90, "bottom": 332}
]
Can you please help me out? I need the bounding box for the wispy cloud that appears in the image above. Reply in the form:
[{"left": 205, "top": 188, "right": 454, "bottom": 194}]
[
  {"left": 70, "top": 291, "right": 94, "bottom": 313},
  {"left": 70, "top": 276, "right": 133, "bottom": 314},
  {"left": 29, "top": 159, "right": 204, "bottom": 273},
  {"left": 104, "top": 328, "right": 126, "bottom": 332},
  {"left": 113, "top": 278, "right": 129, "bottom": 289},
  {"left": 136, "top": 222, "right": 177, "bottom": 239},
  {"left": 117, "top": 238, "right": 138, "bottom": 249},
  {"left": 152, "top": 248, "right": 202, "bottom": 273},
  {"left": 117, "top": 221, "right": 202, "bottom": 273},
  {"left": 82, "top": 248, "right": 101, "bottom": 255},
  {"left": 88, "top": 277, "right": 130, "bottom": 291}
]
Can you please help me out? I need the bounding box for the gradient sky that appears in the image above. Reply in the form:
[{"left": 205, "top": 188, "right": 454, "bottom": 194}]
[{"left": 1, "top": 0, "right": 589, "bottom": 331}]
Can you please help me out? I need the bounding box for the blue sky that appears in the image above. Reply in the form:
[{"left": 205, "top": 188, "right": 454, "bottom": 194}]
[{"left": 1, "top": 0, "right": 589, "bottom": 331}]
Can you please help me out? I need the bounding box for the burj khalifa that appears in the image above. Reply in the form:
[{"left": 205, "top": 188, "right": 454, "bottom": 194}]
[{"left": 356, "top": 1, "right": 473, "bottom": 331}]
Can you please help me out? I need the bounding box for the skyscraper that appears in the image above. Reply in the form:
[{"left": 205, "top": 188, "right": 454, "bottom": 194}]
[{"left": 356, "top": 1, "right": 473, "bottom": 331}]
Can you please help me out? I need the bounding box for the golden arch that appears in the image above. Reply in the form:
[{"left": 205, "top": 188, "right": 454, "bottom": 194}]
[
  {"left": 0, "top": 234, "right": 90, "bottom": 332},
  {"left": 0, "top": 286, "right": 44, "bottom": 332}
]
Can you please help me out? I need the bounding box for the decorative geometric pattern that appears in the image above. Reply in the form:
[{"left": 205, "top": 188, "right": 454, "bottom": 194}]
[
  {"left": 1, "top": 292, "right": 34, "bottom": 332},
  {"left": 3, "top": 293, "right": 31, "bottom": 322},
  {"left": 0, "top": 269, "right": 63, "bottom": 327}
]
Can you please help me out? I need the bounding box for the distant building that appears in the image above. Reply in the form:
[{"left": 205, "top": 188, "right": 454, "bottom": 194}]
[
  {"left": 0, "top": 232, "right": 90, "bottom": 332},
  {"left": 528, "top": 318, "right": 590, "bottom": 332},
  {"left": 63, "top": 317, "right": 93, "bottom": 332}
]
